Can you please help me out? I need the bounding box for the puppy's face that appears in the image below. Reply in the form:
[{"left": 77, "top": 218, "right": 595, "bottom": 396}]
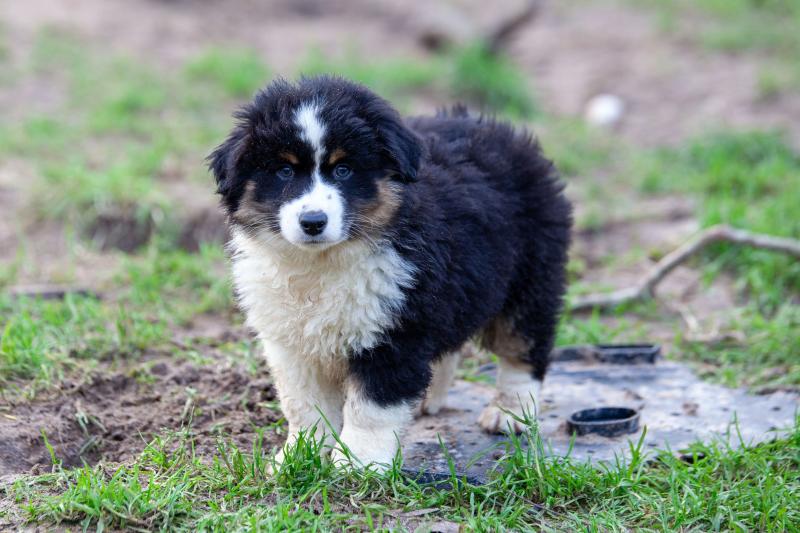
[{"left": 209, "top": 77, "right": 421, "bottom": 251}]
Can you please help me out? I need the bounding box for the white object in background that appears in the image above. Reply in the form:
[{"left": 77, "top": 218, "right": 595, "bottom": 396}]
[{"left": 584, "top": 94, "right": 625, "bottom": 127}]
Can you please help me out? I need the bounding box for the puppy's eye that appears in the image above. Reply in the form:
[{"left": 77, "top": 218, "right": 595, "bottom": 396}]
[
  {"left": 333, "top": 164, "right": 352, "bottom": 180},
  {"left": 276, "top": 166, "right": 294, "bottom": 180}
]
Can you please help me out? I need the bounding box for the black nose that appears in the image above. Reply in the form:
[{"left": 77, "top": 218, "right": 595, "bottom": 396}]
[{"left": 299, "top": 210, "right": 328, "bottom": 236}]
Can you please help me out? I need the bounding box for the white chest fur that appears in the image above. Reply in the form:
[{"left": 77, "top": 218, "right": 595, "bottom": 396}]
[{"left": 229, "top": 230, "right": 415, "bottom": 363}]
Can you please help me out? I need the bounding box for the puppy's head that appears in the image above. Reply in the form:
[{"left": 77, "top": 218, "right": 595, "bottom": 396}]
[{"left": 208, "top": 76, "right": 421, "bottom": 251}]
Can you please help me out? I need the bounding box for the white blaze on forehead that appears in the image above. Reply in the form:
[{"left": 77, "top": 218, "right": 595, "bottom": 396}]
[
  {"left": 279, "top": 101, "right": 345, "bottom": 248},
  {"left": 294, "top": 101, "right": 326, "bottom": 167}
]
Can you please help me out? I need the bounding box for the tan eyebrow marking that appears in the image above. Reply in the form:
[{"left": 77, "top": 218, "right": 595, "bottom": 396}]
[
  {"left": 279, "top": 152, "right": 299, "bottom": 165},
  {"left": 328, "top": 148, "right": 347, "bottom": 165}
]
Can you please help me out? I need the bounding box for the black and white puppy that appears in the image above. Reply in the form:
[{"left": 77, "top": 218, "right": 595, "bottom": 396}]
[{"left": 209, "top": 76, "right": 572, "bottom": 469}]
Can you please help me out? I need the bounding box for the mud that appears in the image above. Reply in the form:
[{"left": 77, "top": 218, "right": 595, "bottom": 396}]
[{"left": 0, "top": 354, "right": 280, "bottom": 476}]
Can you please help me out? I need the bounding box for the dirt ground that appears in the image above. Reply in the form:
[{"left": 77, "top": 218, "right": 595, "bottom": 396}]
[
  {"left": 0, "top": 0, "right": 792, "bottom": 477},
  {"left": 0, "top": 324, "right": 284, "bottom": 477}
]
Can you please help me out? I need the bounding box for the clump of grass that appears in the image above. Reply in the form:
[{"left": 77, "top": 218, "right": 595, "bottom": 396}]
[
  {"left": 30, "top": 26, "right": 87, "bottom": 73},
  {"left": 85, "top": 59, "right": 168, "bottom": 134},
  {"left": 448, "top": 43, "right": 536, "bottom": 118},
  {"left": 0, "top": 245, "right": 231, "bottom": 389},
  {"left": 638, "top": 130, "right": 800, "bottom": 308},
  {"left": 121, "top": 242, "right": 233, "bottom": 322},
  {"left": 638, "top": 0, "right": 800, "bottom": 92},
  {"left": 298, "top": 47, "right": 439, "bottom": 106},
  {"left": 678, "top": 303, "right": 800, "bottom": 389},
  {"left": 8, "top": 413, "right": 800, "bottom": 530},
  {"left": 556, "top": 309, "right": 633, "bottom": 346},
  {"left": 695, "top": 0, "right": 800, "bottom": 53},
  {"left": 0, "top": 294, "right": 163, "bottom": 385},
  {"left": 298, "top": 42, "right": 536, "bottom": 117},
  {"left": 185, "top": 47, "right": 270, "bottom": 98},
  {"left": 0, "top": 31, "right": 240, "bottom": 249},
  {"left": 536, "top": 116, "right": 618, "bottom": 178},
  {"left": 0, "top": 22, "right": 8, "bottom": 64},
  {"left": 35, "top": 146, "right": 166, "bottom": 222},
  {"left": 640, "top": 0, "right": 800, "bottom": 53}
]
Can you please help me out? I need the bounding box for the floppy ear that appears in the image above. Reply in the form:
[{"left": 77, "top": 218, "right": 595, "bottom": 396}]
[
  {"left": 380, "top": 115, "right": 422, "bottom": 183},
  {"left": 207, "top": 124, "right": 250, "bottom": 197}
]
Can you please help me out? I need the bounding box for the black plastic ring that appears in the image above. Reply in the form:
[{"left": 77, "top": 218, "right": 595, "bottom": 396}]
[{"left": 567, "top": 407, "right": 640, "bottom": 437}]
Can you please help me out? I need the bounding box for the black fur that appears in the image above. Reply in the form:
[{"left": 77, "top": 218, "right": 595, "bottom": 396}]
[
  {"left": 210, "top": 76, "right": 572, "bottom": 409},
  {"left": 350, "top": 106, "right": 572, "bottom": 405}
]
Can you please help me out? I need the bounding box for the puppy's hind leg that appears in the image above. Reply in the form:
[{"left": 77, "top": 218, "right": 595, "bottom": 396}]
[
  {"left": 419, "top": 350, "right": 461, "bottom": 416},
  {"left": 477, "top": 317, "right": 546, "bottom": 434}
]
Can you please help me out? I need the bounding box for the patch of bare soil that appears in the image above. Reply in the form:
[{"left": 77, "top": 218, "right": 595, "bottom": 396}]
[
  {"left": 511, "top": 2, "right": 800, "bottom": 147},
  {"left": 0, "top": 353, "right": 280, "bottom": 476},
  {"left": 0, "top": 160, "right": 126, "bottom": 289},
  {"left": 0, "top": 0, "right": 427, "bottom": 73},
  {"left": 6, "top": 0, "right": 798, "bottom": 147}
]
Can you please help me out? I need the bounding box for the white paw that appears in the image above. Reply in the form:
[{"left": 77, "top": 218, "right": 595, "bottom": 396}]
[
  {"left": 330, "top": 441, "right": 393, "bottom": 472},
  {"left": 478, "top": 403, "right": 532, "bottom": 434},
  {"left": 266, "top": 446, "right": 287, "bottom": 476},
  {"left": 330, "top": 446, "right": 390, "bottom": 472},
  {"left": 419, "top": 394, "right": 446, "bottom": 416},
  {"left": 329, "top": 446, "right": 350, "bottom": 467}
]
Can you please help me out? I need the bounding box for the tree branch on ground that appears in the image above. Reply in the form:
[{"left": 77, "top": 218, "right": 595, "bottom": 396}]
[
  {"left": 570, "top": 224, "right": 800, "bottom": 312},
  {"left": 485, "top": 0, "right": 542, "bottom": 56}
]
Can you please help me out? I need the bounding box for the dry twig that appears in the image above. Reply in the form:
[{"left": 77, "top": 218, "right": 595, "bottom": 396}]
[
  {"left": 7, "top": 285, "right": 100, "bottom": 301},
  {"left": 485, "top": 0, "right": 542, "bottom": 56},
  {"left": 571, "top": 224, "right": 800, "bottom": 312}
]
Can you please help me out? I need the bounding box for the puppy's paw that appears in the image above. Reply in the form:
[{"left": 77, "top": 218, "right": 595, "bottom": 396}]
[
  {"left": 329, "top": 446, "right": 390, "bottom": 472},
  {"left": 265, "top": 447, "right": 287, "bottom": 476},
  {"left": 418, "top": 394, "right": 446, "bottom": 416},
  {"left": 478, "top": 403, "right": 530, "bottom": 434},
  {"left": 329, "top": 447, "right": 350, "bottom": 467}
]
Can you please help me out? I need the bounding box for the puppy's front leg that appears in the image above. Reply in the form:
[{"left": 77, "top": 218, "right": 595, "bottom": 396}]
[
  {"left": 263, "top": 340, "right": 345, "bottom": 467},
  {"left": 332, "top": 349, "right": 430, "bottom": 471},
  {"left": 331, "top": 380, "right": 412, "bottom": 470}
]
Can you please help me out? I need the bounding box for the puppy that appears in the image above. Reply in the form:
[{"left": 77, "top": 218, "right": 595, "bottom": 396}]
[{"left": 208, "top": 76, "right": 572, "bottom": 470}]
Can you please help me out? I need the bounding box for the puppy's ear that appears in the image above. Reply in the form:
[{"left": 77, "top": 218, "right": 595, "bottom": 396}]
[
  {"left": 207, "top": 124, "right": 249, "bottom": 197},
  {"left": 380, "top": 115, "right": 422, "bottom": 183}
]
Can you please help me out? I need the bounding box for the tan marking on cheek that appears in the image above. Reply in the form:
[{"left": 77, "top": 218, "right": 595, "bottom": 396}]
[
  {"left": 232, "top": 181, "right": 269, "bottom": 227},
  {"left": 360, "top": 178, "right": 403, "bottom": 236},
  {"left": 279, "top": 152, "right": 300, "bottom": 165},
  {"left": 328, "top": 148, "right": 347, "bottom": 165}
]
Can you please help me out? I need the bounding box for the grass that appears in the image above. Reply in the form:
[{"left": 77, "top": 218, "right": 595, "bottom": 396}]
[
  {"left": 643, "top": 0, "right": 800, "bottom": 54},
  {"left": 690, "top": 0, "right": 800, "bottom": 55},
  {"left": 299, "top": 42, "right": 536, "bottom": 118},
  {"left": 0, "top": 243, "right": 232, "bottom": 391},
  {"left": 299, "top": 47, "right": 440, "bottom": 106},
  {"left": 448, "top": 43, "right": 536, "bottom": 118},
  {"left": 4, "top": 413, "right": 799, "bottom": 531},
  {"left": 0, "top": 31, "right": 241, "bottom": 247},
  {"left": 640, "top": 0, "right": 800, "bottom": 94},
  {"left": 638, "top": 131, "right": 800, "bottom": 309},
  {"left": 678, "top": 303, "right": 800, "bottom": 390},
  {"left": 185, "top": 48, "right": 270, "bottom": 98}
]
